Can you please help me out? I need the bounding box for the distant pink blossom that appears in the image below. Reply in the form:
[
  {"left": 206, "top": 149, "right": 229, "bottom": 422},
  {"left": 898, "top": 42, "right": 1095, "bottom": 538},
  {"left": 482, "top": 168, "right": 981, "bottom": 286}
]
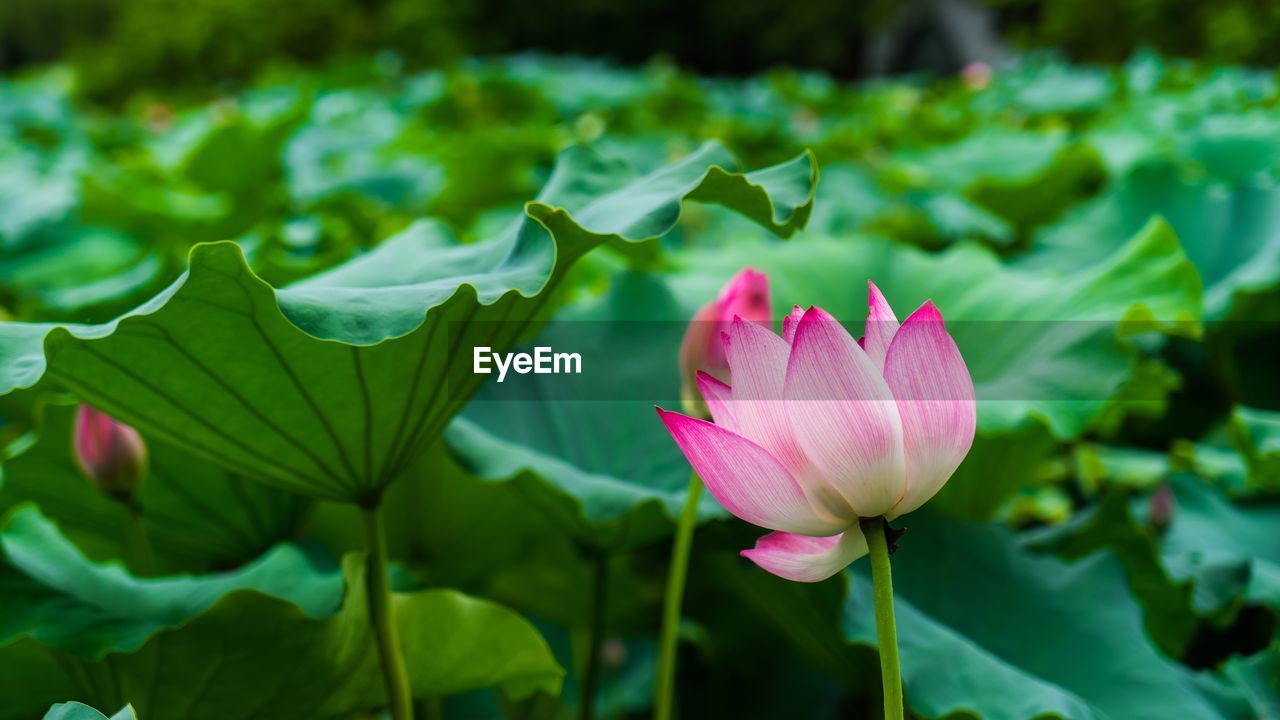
[
  {"left": 961, "top": 62, "right": 992, "bottom": 91},
  {"left": 678, "top": 268, "right": 771, "bottom": 418}
]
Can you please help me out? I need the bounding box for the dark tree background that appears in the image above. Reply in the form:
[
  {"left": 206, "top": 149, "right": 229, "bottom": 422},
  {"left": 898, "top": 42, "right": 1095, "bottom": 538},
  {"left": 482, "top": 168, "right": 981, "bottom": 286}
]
[{"left": 1, "top": 0, "right": 1278, "bottom": 101}]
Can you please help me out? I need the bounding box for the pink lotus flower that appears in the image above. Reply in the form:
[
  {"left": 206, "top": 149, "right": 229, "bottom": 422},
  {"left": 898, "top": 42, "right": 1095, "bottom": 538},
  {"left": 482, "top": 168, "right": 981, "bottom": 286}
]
[
  {"left": 658, "top": 282, "right": 975, "bottom": 582},
  {"left": 678, "top": 268, "right": 772, "bottom": 418},
  {"left": 74, "top": 404, "right": 148, "bottom": 501}
]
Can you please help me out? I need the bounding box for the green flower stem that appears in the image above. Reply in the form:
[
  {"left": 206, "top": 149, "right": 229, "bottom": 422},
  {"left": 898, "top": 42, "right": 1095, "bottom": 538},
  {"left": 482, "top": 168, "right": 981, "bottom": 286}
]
[
  {"left": 125, "top": 500, "right": 156, "bottom": 576},
  {"left": 580, "top": 551, "right": 610, "bottom": 720},
  {"left": 363, "top": 503, "right": 414, "bottom": 720},
  {"left": 654, "top": 470, "right": 703, "bottom": 720},
  {"left": 861, "top": 516, "right": 904, "bottom": 720}
]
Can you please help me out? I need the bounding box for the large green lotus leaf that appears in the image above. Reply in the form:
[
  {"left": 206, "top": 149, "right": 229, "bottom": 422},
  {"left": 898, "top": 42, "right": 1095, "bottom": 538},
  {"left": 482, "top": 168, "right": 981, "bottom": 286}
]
[
  {"left": 803, "top": 164, "right": 886, "bottom": 236},
  {"left": 1022, "top": 491, "right": 1205, "bottom": 659},
  {"left": 74, "top": 92, "right": 306, "bottom": 256},
  {"left": 1028, "top": 473, "right": 1280, "bottom": 642},
  {"left": 284, "top": 88, "right": 444, "bottom": 211},
  {"left": 165, "top": 89, "right": 307, "bottom": 198},
  {"left": 0, "top": 640, "right": 73, "bottom": 718},
  {"left": 0, "top": 226, "right": 165, "bottom": 321},
  {"left": 1025, "top": 160, "right": 1280, "bottom": 320},
  {"left": 893, "top": 130, "right": 1070, "bottom": 189},
  {"left": 0, "top": 150, "right": 79, "bottom": 251},
  {"left": 0, "top": 401, "right": 308, "bottom": 573},
  {"left": 717, "top": 513, "right": 1251, "bottom": 720},
  {"left": 1180, "top": 112, "right": 1280, "bottom": 185},
  {"left": 0, "top": 80, "right": 86, "bottom": 252},
  {"left": 891, "top": 129, "right": 1105, "bottom": 236},
  {"left": 1223, "top": 645, "right": 1280, "bottom": 719},
  {"left": 1073, "top": 443, "right": 1171, "bottom": 492},
  {"left": 0, "top": 505, "right": 341, "bottom": 657},
  {"left": 858, "top": 190, "right": 1014, "bottom": 251},
  {"left": 1155, "top": 474, "right": 1280, "bottom": 615},
  {"left": 1082, "top": 117, "right": 1175, "bottom": 178},
  {"left": 1228, "top": 406, "right": 1280, "bottom": 489},
  {"left": 1171, "top": 441, "right": 1253, "bottom": 491},
  {"left": 966, "top": 142, "right": 1106, "bottom": 237},
  {"left": 976, "top": 60, "right": 1115, "bottom": 117},
  {"left": 0, "top": 92, "right": 163, "bottom": 319},
  {"left": 808, "top": 149, "right": 1015, "bottom": 254},
  {"left": 77, "top": 169, "right": 236, "bottom": 251},
  {"left": 491, "top": 56, "right": 653, "bottom": 118},
  {"left": 665, "top": 218, "right": 1199, "bottom": 439},
  {"left": 1079, "top": 79, "right": 1280, "bottom": 181},
  {"left": 844, "top": 516, "right": 1249, "bottom": 720},
  {"left": 916, "top": 192, "right": 1015, "bottom": 247},
  {"left": 42, "top": 704, "right": 136, "bottom": 720},
  {"left": 0, "top": 142, "right": 816, "bottom": 503},
  {"left": 0, "top": 505, "right": 562, "bottom": 718}
]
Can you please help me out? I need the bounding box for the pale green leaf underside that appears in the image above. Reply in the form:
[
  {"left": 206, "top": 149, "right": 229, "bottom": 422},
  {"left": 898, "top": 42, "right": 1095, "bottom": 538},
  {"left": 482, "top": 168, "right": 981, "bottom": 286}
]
[
  {"left": 0, "top": 506, "right": 563, "bottom": 718},
  {"left": 1222, "top": 646, "right": 1280, "bottom": 720},
  {"left": 0, "top": 142, "right": 816, "bottom": 502},
  {"left": 42, "top": 703, "right": 137, "bottom": 720}
]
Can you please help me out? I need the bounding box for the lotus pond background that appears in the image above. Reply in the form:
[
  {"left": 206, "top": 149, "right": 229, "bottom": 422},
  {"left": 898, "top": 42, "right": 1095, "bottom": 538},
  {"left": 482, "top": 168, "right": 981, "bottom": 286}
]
[{"left": 2, "top": 2, "right": 1280, "bottom": 718}]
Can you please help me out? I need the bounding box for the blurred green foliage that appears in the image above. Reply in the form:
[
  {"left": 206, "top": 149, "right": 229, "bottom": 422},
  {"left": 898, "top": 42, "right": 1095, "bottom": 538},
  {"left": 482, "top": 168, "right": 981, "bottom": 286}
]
[{"left": 0, "top": 0, "right": 466, "bottom": 101}]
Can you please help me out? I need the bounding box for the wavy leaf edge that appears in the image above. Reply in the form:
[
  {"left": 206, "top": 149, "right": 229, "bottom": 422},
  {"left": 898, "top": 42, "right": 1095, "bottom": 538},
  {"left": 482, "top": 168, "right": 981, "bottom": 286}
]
[{"left": 1, "top": 143, "right": 818, "bottom": 396}]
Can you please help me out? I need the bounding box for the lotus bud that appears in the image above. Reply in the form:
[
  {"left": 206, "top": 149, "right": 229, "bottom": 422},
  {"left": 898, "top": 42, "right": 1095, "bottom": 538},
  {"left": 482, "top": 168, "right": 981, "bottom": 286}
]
[
  {"left": 961, "top": 61, "right": 992, "bottom": 91},
  {"left": 679, "top": 268, "right": 772, "bottom": 418},
  {"left": 74, "top": 404, "right": 148, "bottom": 502},
  {"left": 1148, "top": 483, "right": 1176, "bottom": 534}
]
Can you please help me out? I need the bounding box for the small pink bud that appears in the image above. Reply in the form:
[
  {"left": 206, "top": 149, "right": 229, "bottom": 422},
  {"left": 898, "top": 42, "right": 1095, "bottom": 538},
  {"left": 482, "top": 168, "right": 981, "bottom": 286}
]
[
  {"left": 791, "top": 107, "right": 821, "bottom": 136},
  {"left": 74, "top": 404, "right": 148, "bottom": 501},
  {"left": 143, "top": 101, "right": 174, "bottom": 134},
  {"left": 961, "top": 61, "right": 992, "bottom": 91},
  {"left": 601, "top": 637, "right": 628, "bottom": 668},
  {"left": 679, "top": 268, "right": 772, "bottom": 418},
  {"left": 1148, "top": 483, "right": 1176, "bottom": 534}
]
